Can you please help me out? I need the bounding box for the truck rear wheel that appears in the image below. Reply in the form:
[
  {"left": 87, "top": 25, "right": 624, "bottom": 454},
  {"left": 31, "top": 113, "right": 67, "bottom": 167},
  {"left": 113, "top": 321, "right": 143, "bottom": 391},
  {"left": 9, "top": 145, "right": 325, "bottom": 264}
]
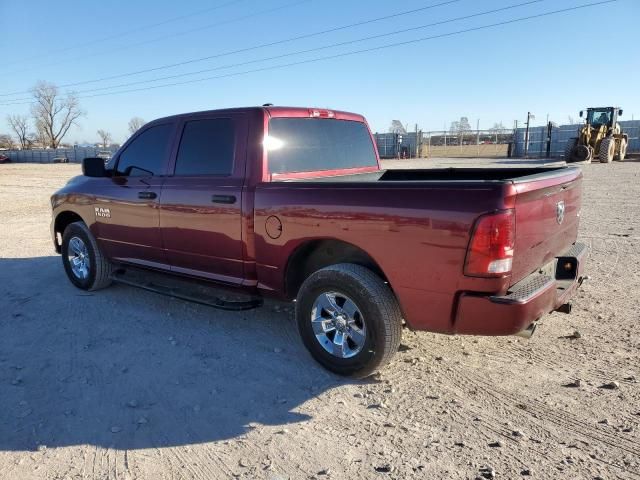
[
  {"left": 61, "top": 221, "right": 113, "bottom": 291},
  {"left": 615, "top": 138, "right": 628, "bottom": 161},
  {"left": 296, "top": 263, "right": 402, "bottom": 377},
  {"left": 599, "top": 137, "right": 615, "bottom": 163}
]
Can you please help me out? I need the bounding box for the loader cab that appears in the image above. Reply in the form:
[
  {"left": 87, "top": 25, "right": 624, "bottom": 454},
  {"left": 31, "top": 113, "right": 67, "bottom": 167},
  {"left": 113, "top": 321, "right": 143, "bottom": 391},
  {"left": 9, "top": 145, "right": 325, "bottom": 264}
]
[{"left": 583, "top": 107, "right": 622, "bottom": 131}]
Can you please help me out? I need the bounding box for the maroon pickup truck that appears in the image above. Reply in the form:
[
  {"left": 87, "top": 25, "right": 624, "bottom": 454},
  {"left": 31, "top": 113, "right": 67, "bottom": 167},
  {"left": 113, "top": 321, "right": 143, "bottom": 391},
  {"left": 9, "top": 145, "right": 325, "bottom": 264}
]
[{"left": 51, "top": 106, "right": 587, "bottom": 376}]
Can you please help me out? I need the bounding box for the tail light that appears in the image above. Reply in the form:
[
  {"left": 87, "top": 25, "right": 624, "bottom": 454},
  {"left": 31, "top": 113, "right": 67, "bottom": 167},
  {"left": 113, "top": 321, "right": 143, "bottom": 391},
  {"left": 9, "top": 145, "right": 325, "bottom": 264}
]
[{"left": 465, "top": 210, "right": 515, "bottom": 277}]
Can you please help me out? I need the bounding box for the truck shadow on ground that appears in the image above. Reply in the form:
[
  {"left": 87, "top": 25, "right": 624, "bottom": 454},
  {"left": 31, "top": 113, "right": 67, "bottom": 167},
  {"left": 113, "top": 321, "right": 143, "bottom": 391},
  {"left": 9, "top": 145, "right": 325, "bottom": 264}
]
[{"left": 0, "top": 256, "right": 355, "bottom": 452}]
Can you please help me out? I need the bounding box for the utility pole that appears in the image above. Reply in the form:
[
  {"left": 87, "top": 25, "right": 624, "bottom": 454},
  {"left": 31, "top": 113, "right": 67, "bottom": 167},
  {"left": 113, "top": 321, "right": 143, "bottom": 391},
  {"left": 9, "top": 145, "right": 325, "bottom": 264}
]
[
  {"left": 524, "top": 112, "right": 535, "bottom": 158},
  {"left": 444, "top": 122, "right": 447, "bottom": 150}
]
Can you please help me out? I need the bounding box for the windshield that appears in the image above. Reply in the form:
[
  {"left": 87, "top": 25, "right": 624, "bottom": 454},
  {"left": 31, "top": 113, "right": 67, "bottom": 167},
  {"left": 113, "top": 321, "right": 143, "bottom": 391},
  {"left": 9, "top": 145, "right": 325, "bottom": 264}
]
[
  {"left": 587, "top": 109, "right": 612, "bottom": 126},
  {"left": 266, "top": 118, "right": 378, "bottom": 174}
]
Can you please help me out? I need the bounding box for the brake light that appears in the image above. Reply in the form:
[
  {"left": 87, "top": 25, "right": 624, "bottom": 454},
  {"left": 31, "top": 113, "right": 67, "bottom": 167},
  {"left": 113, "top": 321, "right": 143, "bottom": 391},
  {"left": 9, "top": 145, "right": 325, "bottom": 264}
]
[
  {"left": 465, "top": 210, "right": 515, "bottom": 277},
  {"left": 309, "top": 109, "right": 335, "bottom": 118}
]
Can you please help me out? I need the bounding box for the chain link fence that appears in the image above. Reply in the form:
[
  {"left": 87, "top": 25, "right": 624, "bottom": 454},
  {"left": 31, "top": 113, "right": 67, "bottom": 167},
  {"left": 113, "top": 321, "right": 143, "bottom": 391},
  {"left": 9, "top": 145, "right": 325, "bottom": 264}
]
[
  {"left": 374, "top": 130, "right": 512, "bottom": 159},
  {"left": 376, "top": 120, "right": 640, "bottom": 160}
]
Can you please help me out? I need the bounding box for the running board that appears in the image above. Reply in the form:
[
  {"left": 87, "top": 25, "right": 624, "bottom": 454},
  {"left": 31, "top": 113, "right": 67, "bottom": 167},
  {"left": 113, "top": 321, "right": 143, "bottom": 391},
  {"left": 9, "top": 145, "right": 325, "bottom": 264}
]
[{"left": 111, "top": 268, "right": 263, "bottom": 311}]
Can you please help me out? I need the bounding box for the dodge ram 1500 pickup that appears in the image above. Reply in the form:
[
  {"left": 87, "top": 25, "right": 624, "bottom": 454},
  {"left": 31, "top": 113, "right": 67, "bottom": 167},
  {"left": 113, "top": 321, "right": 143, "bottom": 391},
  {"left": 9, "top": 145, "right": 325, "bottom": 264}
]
[{"left": 51, "top": 106, "right": 587, "bottom": 376}]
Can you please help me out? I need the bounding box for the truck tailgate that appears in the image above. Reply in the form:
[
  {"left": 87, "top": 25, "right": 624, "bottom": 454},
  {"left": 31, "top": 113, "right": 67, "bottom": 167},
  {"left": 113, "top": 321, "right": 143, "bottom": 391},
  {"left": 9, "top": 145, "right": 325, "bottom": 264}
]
[{"left": 510, "top": 168, "right": 582, "bottom": 285}]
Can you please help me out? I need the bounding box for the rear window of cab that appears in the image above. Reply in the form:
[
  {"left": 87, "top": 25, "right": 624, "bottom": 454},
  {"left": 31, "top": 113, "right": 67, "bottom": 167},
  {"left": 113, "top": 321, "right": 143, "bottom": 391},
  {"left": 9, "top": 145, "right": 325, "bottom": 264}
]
[{"left": 266, "top": 118, "right": 377, "bottom": 174}]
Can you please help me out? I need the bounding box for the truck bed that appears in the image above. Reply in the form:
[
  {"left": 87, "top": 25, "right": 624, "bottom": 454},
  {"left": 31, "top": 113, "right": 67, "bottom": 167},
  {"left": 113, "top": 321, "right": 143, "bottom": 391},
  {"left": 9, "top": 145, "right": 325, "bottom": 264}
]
[{"left": 282, "top": 166, "right": 574, "bottom": 183}]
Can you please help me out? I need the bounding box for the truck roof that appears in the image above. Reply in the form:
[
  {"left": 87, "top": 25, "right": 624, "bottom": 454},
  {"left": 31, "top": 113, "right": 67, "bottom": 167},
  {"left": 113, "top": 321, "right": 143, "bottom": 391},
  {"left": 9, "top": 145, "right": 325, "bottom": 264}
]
[{"left": 148, "top": 106, "right": 366, "bottom": 125}]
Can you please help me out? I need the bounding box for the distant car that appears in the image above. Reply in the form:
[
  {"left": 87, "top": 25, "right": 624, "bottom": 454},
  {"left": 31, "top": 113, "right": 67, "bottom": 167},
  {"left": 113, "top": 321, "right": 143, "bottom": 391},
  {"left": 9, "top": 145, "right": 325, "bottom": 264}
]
[
  {"left": 52, "top": 156, "right": 69, "bottom": 163},
  {"left": 96, "top": 151, "right": 112, "bottom": 162},
  {"left": 0, "top": 154, "right": 10, "bottom": 163}
]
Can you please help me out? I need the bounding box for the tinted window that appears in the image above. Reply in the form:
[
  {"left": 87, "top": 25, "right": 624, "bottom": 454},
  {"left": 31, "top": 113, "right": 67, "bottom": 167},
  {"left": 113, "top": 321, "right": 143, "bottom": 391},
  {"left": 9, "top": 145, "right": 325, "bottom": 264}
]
[
  {"left": 175, "top": 118, "right": 234, "bottom": 176},
  {"left": 116, "top": 124, "right": 172, "bottom": 176},
  {"left": 267, "top": 118, "right": 377, "bottom": 174}
]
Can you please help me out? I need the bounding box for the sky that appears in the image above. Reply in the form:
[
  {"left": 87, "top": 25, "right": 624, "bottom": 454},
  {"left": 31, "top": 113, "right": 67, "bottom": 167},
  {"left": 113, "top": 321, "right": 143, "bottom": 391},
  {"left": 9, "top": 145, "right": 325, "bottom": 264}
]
[{"left": 0, "top": 0, "right": 639, "bottom": 145}]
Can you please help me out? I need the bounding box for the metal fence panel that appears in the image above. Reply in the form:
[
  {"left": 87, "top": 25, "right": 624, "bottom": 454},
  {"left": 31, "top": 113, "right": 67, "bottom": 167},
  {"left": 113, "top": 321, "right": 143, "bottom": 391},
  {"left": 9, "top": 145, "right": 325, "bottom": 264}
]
[
  {"left": 1, "top": 146, "right": 117, "bottom": 164},
  {"left": 373, "top": 132, "right": 419, "bottom": 159},
  {"left": 513, "top": 120, "right": 640, "bottom": 158}
]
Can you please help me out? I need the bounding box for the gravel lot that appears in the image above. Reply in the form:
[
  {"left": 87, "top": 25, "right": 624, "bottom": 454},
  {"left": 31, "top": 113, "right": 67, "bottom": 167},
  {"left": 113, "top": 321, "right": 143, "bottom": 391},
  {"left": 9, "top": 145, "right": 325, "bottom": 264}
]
[{"left": 0, "top": 160, "right": 638, "bottom": 479}]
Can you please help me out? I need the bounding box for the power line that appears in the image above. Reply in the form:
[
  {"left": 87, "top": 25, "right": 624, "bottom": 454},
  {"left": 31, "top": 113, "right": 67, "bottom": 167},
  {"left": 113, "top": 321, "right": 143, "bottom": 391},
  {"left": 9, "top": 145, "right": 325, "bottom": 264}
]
[
  {"left": 0, "top": 0, "right": 461, "bottom": 97},
  {"left": 4, "top": 0, "right": 313, "bottom": 78},
  {"left": 3, "top": 0, "right": 248, "bottom": 68},
  {"left": 0, "top": 1, "right": 615, "bottom": 107},
  {"left": 44, "top": 0, "right": 548, "bottom": 97}
]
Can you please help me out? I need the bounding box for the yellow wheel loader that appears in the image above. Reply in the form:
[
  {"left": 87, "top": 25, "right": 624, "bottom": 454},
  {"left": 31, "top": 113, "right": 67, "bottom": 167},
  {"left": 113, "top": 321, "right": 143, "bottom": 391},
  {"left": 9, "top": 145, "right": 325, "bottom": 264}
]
[{"left": 564, "top": 107, "right": 628, "bottom": 163}]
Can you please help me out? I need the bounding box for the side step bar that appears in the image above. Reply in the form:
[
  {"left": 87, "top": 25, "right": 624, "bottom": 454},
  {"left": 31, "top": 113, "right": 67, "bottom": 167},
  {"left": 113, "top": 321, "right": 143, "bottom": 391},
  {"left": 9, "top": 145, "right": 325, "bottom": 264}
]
[{"left": 111, "top": 268, "right": 263, "bottom": 311}]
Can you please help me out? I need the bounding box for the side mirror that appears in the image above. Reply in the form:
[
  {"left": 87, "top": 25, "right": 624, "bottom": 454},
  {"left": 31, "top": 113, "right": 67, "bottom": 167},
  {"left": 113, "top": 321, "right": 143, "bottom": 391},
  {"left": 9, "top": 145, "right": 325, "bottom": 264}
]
[
  {"left": 82, "top": 157, "right": 106, "bottom": 177},
  {"left": 579, "top": 111, "right": 583, "bottom": 118},
  {"left": 618, "top": 109, "right": 623, "bottom": 116}
]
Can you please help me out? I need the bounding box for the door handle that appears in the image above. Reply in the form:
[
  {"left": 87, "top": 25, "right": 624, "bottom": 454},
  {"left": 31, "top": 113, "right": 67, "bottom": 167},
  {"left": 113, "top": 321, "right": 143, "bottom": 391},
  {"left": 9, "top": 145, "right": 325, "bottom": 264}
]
[
  {"left": 211, "top": 194, "right": 237, "bottom": 204},
  {"left": 138, "top": 191, "right": 157, "bottom": 199}
]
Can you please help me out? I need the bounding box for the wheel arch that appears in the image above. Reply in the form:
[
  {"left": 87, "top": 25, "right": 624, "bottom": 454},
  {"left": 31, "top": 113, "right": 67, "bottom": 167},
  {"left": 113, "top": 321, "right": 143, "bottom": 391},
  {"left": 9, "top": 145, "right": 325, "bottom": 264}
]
[
  {"left": 284, "top": 238, "right": 389, "bottom": 299},
  {"left": 53, "top": 210, "right": 86, "bottom": 252}
]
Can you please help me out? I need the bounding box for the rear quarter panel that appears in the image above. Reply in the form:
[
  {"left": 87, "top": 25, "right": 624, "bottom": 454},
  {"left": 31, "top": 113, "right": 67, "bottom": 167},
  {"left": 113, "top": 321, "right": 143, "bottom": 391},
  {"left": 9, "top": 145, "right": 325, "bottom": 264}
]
[{"left": 253, "top": 181, "right": 511, "bottom": 332}]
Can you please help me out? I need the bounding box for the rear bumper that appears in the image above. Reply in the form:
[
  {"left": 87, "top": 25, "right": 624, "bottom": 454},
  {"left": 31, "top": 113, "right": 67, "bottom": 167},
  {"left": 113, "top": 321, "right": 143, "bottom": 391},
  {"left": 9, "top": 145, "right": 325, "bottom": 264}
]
[{"left": 453, "top": 242, "right": 587, "bottom": 335}]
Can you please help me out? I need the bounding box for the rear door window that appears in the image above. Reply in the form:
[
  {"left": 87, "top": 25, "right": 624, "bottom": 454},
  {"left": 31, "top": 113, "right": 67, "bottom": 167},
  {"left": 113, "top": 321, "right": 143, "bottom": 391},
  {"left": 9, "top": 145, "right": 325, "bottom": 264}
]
[
  {"left": 116, "top": 124, "right": 173, "bottom": 176},
  {"left": 267, "top": 118, "right": 377, "bottom": 174},
  {"left": 174, "top": 118, "right": 235, "bottom": 176}
]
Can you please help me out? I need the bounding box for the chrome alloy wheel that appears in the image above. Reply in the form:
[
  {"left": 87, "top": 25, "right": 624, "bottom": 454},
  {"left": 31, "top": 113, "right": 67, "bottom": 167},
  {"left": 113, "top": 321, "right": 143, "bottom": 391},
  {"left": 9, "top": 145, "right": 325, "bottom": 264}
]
[
  {"left": 311, "top": 291, "right": 366, "bottom": 358},
  {"left": 67, "top": 236, "right": 90, "bottom": 280}
]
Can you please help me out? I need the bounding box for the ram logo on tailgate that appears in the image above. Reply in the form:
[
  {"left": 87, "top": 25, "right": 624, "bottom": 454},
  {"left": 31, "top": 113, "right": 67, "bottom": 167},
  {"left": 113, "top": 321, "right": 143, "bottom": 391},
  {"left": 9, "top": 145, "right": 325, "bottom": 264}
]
[{"left": 556, "top": 201, "right": 565, "bottom": 224}]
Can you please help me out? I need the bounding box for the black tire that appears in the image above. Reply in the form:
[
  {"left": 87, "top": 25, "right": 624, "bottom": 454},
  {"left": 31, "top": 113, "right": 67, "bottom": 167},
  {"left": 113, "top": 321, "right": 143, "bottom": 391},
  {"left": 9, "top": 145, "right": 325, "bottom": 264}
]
[
  {"left": 564, "top": 138, "right": 591, "bottom": 163},
  {"left": 599, "top": 137, "right": 615, "bottom": 163},
  {"left": 615, "top": 138, "right": 627, "bottom": 161},
  {"left": 564, "top": 138, "right": 577, "bottom": 161},
  {"left": 296, "top": 263, "right": 402, "bottom": 377},
  {"left": 61, "top": 221, "right": 112, "bottom": 291}
]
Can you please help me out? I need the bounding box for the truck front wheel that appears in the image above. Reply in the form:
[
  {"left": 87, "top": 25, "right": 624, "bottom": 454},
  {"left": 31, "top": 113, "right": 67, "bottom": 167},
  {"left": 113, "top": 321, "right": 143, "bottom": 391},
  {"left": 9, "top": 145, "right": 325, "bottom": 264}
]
[
  {"left": 296, "top": 263, "right": 402, "bottom": 377},
  {"left": 61, "top": 221, "right": 113, "bottom": 291}
]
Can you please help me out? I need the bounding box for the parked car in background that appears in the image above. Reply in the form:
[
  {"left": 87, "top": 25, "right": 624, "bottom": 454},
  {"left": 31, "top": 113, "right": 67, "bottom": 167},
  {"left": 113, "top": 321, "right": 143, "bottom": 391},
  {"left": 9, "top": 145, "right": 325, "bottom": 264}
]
[
  {"left": 96, "top": 151, "right": 112, "bottom": 163},
  {"left": 0, "top": 154, "right": 10, "bottom": 163},
  {"left": 50, "top": 106, "right": 587, "bottom": 377},
  {"left": 52, "top": 156, "right": 69, "bottom": 163}
]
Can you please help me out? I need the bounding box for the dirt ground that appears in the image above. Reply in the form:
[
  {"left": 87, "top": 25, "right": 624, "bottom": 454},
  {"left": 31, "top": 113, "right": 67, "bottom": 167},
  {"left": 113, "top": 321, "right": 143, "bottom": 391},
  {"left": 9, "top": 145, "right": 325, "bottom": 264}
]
[
  {"left": 0, "top": 160, "right": 638, "bottom": 480},
  {"left": 420, "top": 144, "right": 509, "bottom": 159}
]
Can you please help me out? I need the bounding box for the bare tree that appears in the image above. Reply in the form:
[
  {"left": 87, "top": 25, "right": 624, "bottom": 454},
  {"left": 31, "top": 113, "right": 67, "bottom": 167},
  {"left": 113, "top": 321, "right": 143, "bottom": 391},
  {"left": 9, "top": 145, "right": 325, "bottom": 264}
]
[
  {"left": 33, "top": 119, "right": 48, "bottom": 148},
  {"left": 449, "top": 116, "right": 472, "bottom": 144},
  {"left": 388, "top": 120, "right": 407, "bottom": 135},
  {"left": 6, "top": 114, "right": 30, "bottom": 149},
  {"left": 0, "top": 134, "right": 14, "bottom": 149},
  {"left": 488, "top": 122, "right": 506, "bottom": 134},
  {"left": 128, "top": 117, "right": 145, "bottom": 135},
  {"left": 30, "top": 81, "right": 84, "bottom": 148},
  {"left": 97, "top": 129, "right": 112, "bottom": 148}
]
